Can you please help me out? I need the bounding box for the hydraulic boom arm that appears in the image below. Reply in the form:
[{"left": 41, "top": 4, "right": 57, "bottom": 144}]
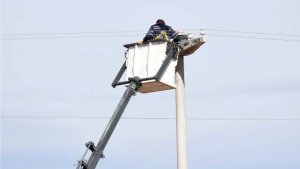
[
  {"left": 76, "top": 77, "right": 142, "bottom": 169},
  {"left": 75, "top": 35, "right": 202, "bottom": 169}
]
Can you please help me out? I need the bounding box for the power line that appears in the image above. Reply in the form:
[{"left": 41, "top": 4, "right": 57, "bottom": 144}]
[
  {"left": 1, "top": 28, "right": 300, "bottom": 37},
  {"left": 1, "top": 32, "right": 299, "bottom": 43},
  {"left": 0, "top": 31, "right": 146, "bottom": 36},
  {"left": 1, "top": 115, "right": 300, "bottom": 121},
  {"left": 206, "top": 34, "right": 300, "bottom": 42},
  {"left": 203, "top": 28, "right": 300, "bottom": 37},
  {"left": 0, "top": 33, "right": 145, "bottom": 40}
]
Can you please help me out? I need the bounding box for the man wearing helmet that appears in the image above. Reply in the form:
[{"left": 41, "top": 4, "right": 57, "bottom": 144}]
[{"left": 138, "top": 19, "right": 179, "bottom": 45}]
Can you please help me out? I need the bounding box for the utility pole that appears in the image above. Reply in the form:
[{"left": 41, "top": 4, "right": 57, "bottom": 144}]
[
  {"left": 175, "top": 55, "right": 188, "bottom": 169},
  {"left": 175, "top": 31, "right": 206, "bottom": 169}
]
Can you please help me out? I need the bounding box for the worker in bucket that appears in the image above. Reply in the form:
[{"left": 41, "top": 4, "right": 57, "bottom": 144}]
[{"left": 138, "top": 19, "right": 179, "bottom": 45}]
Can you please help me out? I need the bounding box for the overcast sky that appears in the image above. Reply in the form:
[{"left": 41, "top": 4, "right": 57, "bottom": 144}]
[{"left": 1, "top": 0, "right": 300, "bottom": 169}]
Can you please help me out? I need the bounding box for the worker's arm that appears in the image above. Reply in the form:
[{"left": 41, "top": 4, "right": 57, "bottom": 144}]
[
  {"left": 166, "top": 26, "right": 178, "bottom": 39},
  {"left": 142, "top": 25, "right": 155, "bottom": 42}
]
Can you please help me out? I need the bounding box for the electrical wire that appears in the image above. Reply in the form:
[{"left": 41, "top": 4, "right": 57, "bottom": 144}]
[
  {"left": 206, "top": 33, "right": 300, "bottom": 42},
  {"left": 0, "top": 31, "right": 147, "bottom": 36},
  {"left": 0, "top": 33, "right": 145, "bottom": 40},
  {"left": 1, "top": 28, "right": 300, "bottom": 37},
  {"left": 1, "top": 115, "right": 300, "bottom": 121},
  {"left": 2, "top": 33, "right": 299, "bottom": 43},
  {"left": 199, "top": 28, "right": 300, "bottom": 37}
]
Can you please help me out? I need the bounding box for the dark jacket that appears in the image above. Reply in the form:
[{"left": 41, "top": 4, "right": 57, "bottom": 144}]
[{"left": 142, "top": 22, "right": 178, "bottom": 42}]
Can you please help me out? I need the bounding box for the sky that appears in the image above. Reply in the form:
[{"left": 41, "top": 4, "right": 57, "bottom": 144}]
[{"left": 1, "top": 0, "right": 300, "bottom": 169}]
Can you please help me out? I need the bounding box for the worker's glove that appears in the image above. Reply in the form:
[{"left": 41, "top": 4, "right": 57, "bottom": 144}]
[{"left": 138, "top": 40, "right": 143, "bottom": 45}]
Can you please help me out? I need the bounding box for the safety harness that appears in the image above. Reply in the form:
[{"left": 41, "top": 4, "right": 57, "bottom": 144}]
[
  {"left": 138, "top": 30, "right": 170, "bottom": 45},
  {"left": 154, "top": 31, "right": 169, "bottom": 41}
]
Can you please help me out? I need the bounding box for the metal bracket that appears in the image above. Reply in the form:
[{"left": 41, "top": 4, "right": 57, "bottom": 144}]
[
  {"left": 80, "top": 160, "right": 88, "bottom": 169},
  {"left": 111, "top": 61, "right": 127, "bottom": 88},
  {"left": 128, "top": 76, "right": 142, "bottom": 92},
  {"left": 76, "top": 142, "right": 92, "bottom": 169},
  {"left": 85, "top": 141, "right": 98, "bottom": 152}
]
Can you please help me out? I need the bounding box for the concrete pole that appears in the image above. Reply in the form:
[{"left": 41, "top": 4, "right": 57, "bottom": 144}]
[{"left": 175, "top": 55, "right": 188, "bottom": 169}]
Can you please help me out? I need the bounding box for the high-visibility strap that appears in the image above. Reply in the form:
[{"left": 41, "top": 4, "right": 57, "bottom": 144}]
[
  {"left": 154, "top": 32, "right": 163, "bottom": 40},
  {"left": 163, "top": 31, "right": 169, "bottom": 41},
  {"left": 154, "top": 31, "right": 169, "bottom": 41}
]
